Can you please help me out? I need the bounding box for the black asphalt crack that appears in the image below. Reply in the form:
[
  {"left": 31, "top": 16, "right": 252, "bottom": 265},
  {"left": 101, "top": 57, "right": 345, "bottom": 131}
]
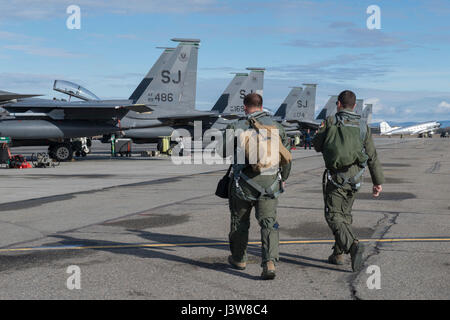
[{"left": 348, "top": 211, "right": 400, "bottom": 300}]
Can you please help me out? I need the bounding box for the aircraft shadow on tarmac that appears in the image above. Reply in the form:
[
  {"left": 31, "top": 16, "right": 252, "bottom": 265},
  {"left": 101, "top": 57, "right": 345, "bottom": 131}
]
[{"left": 50, "top": 231, "right": 350, "bottom": 281}]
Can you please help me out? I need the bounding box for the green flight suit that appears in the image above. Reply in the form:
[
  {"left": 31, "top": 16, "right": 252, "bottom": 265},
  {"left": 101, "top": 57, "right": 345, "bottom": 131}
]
[
  {"left": 222, "top": 111, "right": 291, "bottom": 265},
  {"left": 313, "top": 109, "right": 384, "bottom": 255}
]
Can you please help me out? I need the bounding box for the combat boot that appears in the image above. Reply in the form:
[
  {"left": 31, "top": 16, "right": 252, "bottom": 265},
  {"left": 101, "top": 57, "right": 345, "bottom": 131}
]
[
  {"left": 349, "top": 240, "right": 365, "bottom": 272},
  {"left": 328, "top": 253, "right": 345, "bottom": 265},
  {"left": 228, "top": 255, "right": 246, "bottom": 270},
  {"left": 261, "top": 261, "right": 276, "bottom": 280}
]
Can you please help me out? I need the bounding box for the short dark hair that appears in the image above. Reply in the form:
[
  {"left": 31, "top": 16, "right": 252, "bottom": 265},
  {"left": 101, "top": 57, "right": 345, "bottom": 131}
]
[
  {"left": 243, "top": 93, "right": 263, "bottom": 108},
  {"left": 337, "top": 90, "right": 356, "bottom": 109}
]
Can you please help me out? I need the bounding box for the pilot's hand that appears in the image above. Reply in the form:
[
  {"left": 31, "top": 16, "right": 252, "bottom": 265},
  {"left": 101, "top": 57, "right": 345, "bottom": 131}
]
[
  {"left": 282, "top": 181, "right": 286, "bottom": 189},
  {"left": 373, "top": 185, "right": 382, "bottom": 197}
]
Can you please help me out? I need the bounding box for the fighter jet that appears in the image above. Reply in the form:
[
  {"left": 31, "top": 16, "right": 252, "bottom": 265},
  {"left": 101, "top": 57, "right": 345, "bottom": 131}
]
[
  {"left": 0, "top": 38, "right": 208, "bottom": 161},
  {"left": 380, "top": 120, "right": 441, "bottom": 136},
  {"left": 0, "top": 82, "right": 152, "bottom": 161}
]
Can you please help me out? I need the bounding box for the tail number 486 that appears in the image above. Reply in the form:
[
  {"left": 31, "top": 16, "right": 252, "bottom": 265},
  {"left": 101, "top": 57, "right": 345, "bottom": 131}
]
[{"left": 154, "top": 93, "right": 174, "bottom": 102}]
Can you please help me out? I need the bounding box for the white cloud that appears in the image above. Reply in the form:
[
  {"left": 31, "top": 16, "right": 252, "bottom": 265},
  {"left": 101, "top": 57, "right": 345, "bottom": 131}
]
[
  {"left": 437, "top": 101, "right": 450, "bottom": 113},
  {"left": 364, "top": 97, "right": 396, "bottom": 116}
]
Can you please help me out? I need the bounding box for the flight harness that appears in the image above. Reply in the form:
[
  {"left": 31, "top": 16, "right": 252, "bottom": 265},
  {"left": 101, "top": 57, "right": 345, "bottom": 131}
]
[
  {"left": 324, "top": 113, "right": 368, "bottom": 192},
  {"left": 233, "top": 163, "right": 283, "bottom": 201}
]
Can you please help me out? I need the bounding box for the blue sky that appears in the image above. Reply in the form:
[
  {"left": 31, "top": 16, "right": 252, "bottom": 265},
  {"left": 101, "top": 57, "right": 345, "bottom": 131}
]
[{"left": 1, "top": 0, "right": 450, "bottom": 122}]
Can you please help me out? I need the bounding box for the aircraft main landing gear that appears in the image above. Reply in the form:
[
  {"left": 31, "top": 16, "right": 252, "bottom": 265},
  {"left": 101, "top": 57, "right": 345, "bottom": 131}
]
[{"left": 49, "top": 143, "right": 73, "bottom": 162}]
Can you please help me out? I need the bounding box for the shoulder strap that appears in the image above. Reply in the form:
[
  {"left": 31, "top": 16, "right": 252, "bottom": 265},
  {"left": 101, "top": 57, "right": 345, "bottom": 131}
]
[
  {"left": 331, "top": 114, "right": 338, "bottom": 126},
  {"left": 225, "top": 164, "right": 232, "bottom": 176},
  {"left": 248, "top": 116, "right": 267, "bottom": 132}
]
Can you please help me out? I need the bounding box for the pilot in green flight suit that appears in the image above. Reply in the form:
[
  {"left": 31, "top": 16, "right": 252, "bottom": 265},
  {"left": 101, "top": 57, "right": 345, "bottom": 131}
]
[
  {"left": 222, "top": 93, "right": 291, "bottom": 280},
  {"left": 313, "top": 90, "right": 384, "bottom": 272}
]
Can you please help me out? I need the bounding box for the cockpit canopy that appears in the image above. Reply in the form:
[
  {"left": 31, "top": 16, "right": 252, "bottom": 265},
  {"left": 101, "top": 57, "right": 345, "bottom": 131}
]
[{"left": 53, "top": 80, "right": 100, "bottom": 101}]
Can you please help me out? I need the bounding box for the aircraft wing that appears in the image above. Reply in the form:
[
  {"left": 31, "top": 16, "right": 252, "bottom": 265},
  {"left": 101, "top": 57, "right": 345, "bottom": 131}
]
[
  {"left": 0, "top": 91, "right": 43, "bottom": 103},
  {"left": 119, "top": 104, "right": 154, "bottom": 113},
  {"left": 3, "top": 100, "right": 154, "bottom": 121},
  {"left": 4, "top": 100, "right": 153, "bottom": 112},
  {"left": 156, "top": 111, "right": 223, "bottom": 125}
]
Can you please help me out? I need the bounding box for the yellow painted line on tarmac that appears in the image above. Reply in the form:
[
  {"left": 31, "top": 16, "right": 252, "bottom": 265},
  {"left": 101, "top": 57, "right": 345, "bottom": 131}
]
[
  {"left": 360, "top": 238, "right": 450, "bottom": 243},
  {"left": 283, "top": 238, "right": 450, "bottom": 244},
  {"left": 0, "top": 237, "right": 449, "bottom": 253}
]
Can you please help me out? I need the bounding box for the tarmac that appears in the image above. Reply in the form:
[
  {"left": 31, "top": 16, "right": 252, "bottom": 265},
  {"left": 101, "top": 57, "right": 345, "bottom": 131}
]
[{"left": 0, "top": 137, "right": 448, "bottom": 299}]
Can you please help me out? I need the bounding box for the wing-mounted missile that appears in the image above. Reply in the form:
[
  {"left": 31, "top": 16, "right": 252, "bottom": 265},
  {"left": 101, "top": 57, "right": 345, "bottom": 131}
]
[{"left": 8, "top": 109, "right": 65, "bottom": 120}]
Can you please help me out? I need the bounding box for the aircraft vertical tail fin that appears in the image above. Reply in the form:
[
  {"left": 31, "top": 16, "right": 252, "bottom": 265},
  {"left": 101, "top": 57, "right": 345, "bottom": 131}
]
[
  {"left": 316, "top": 95, "right": 337, "bottom": 120},
  {"left": 246, "top": 67, "right": 265, "bottom": 97},
  {"left": 274, "top": 87, "right": 302, "bottom": 118},
  {"left": 212, "top": 67, "right": 264, "bottom": 115},
  {"left": 298, "top": 83, "right": 316, "bottom": 120},
  {"left": 129, "top": 47, "right": 175, "bottom": 103},
  {"left": 355, "top": 99, "right": 364, "bottom": 115},
  {"left": 284, "top": 84, "right": 316, "bottom": 121},
  {"left": 315, "top": 108, "right": 327, "bottom": 120},
  {"left": 380, "top": 121, "right": 391, "bottom": 134},
  {"left": 362, "top": 104, "right": 373, "bottom": 123},
  {"left": 133, "top": 38, "right": 200, "bottom": 109},
  {"left": 210, "top": 73, "right": 248, "bottom": 113}
]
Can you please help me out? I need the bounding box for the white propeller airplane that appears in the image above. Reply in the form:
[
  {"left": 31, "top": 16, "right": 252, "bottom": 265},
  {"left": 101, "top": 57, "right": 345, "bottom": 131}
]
[{"left": 380, "top": 121, "right": 441, "bottom": 136}]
